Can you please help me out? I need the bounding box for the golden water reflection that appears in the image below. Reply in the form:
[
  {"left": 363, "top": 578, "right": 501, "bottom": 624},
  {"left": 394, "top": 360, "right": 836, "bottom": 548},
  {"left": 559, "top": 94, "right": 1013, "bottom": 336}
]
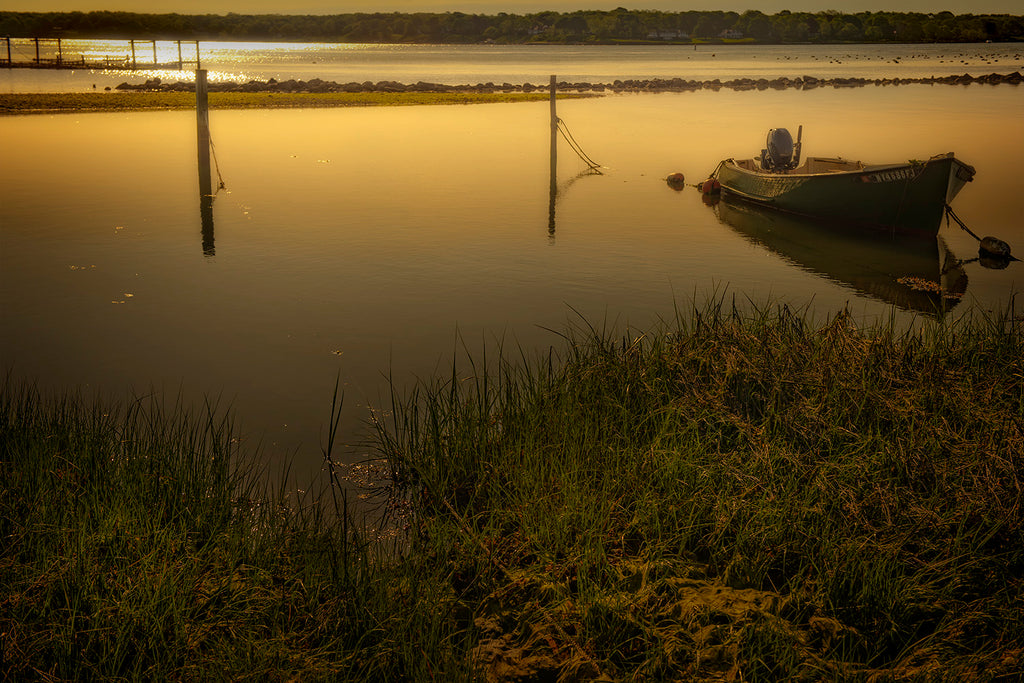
[{"left": 1, "top": 85, "right": 1021, "bottom": 478}]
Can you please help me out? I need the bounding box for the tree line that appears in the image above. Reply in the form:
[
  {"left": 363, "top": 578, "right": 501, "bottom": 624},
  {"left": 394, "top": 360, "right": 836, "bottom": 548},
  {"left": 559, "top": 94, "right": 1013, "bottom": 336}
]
[{"left": 1, "top": 9, "right": 1022, "bottom": 45}]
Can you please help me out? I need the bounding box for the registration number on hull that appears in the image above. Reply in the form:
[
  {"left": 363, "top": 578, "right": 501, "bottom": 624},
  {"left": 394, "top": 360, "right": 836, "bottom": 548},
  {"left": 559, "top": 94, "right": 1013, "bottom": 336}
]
[{"left": 860, "top": 167, "right": 916, "bottom": 183}]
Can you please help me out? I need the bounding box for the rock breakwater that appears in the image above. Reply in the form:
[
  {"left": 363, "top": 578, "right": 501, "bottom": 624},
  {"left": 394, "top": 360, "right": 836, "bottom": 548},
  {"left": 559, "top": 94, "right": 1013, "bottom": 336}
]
[{"left": 117, "top": 71, "right": 1023, "bottom": 94}]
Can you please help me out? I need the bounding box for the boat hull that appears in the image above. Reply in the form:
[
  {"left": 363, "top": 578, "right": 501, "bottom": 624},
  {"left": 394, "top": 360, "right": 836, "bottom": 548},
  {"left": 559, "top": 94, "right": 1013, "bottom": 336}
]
[{"left": 712, "top": 153, "right": 975, "bottom": 236}]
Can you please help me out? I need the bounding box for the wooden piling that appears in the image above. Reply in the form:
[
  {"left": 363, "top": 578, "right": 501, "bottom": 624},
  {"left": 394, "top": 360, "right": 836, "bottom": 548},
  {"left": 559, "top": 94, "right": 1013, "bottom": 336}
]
[
  {"left": 550, "top": 75, "right": 558, "bottom": 174},
  {"left": 6, "top": 37, "right": 201, "bottom": 71},
  {"left": 196, "top": 69, "right": 212, "bottom": 198},
  {"left": 549, "top": 75, "right": 558, "bottom": 239}
]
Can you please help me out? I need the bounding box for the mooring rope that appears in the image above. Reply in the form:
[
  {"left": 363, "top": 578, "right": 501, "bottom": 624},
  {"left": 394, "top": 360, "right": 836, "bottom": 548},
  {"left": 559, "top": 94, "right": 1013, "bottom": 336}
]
[
  {"left": 556, "top": 117, "right": 603, "bottom": 171},
  {"left": 945, "top": 203, "right": 1018, "bottom": 262},
  {"left": 944, "top": 203, "right": 983, "bottom": 241}
]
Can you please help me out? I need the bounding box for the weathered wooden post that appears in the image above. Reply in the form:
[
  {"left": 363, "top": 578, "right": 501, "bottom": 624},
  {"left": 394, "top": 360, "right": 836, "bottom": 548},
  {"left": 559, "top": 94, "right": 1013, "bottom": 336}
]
[
  {"left": 130, "top": 39, "right": 136, "bottom": 69},
  {"left": 548, "top": 75, "right": 558, "bottom": 238},
  {"left": 550, "top": 75, "right": 558, "bottom": 177},
  {"left": 56, "top": 37, "right": 62, "bottom": 66},
  {"left": 152, "top": 40, "right": 157, "bottom": 67},
  {"left": 197, "top": 69, "right": 212, "bottom": 197},
  {"left": 177, "top": 40, "right": 183, "bottom": 69},
  {"left": 196, "top": 68, "right": 215, "bottom": 255},
  {"left": 34, "top": 37, "right": 39, "bottom": 64}
]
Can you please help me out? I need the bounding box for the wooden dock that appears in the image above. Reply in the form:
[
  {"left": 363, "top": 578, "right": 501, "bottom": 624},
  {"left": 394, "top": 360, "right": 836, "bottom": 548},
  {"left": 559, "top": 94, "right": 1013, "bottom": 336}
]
[{"left": 1, "top": 37, "right": 201, "bottom": 71}]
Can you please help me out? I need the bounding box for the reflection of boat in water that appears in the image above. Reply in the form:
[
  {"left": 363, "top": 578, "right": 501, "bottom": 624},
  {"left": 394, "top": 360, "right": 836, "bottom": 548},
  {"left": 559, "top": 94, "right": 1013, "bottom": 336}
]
[
  {"left": 713, "top": 196, "right": 968, "bottom": 314},
  {"left": 709, "top": 127, "right": 975, "bottom": 236}
]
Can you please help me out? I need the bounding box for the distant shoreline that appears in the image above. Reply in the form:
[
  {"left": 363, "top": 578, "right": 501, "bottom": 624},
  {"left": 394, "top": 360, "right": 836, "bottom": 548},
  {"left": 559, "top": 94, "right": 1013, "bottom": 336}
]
[
  {"left": 3, "top": 9, "right": 1023, "bottom": 45},
  {"left": 2, "top": 71, "right": 1020, "bottom": 114}
]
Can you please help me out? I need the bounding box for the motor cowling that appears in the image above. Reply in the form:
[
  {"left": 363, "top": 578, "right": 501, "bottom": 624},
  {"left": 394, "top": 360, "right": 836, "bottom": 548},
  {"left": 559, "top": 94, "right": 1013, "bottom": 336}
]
[{"left": 760, "top": 127, "right": 801, "bottom": 171}]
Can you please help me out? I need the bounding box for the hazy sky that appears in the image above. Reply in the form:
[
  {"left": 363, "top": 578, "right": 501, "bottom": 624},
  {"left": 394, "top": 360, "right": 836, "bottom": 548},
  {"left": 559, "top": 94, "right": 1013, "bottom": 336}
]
[{"left": 6, "top": 2, "right": 1022, "bottom": 15}]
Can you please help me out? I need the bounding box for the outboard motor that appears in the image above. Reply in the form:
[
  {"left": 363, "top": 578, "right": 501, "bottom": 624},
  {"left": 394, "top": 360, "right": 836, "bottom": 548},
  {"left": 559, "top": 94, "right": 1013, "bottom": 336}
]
[{"left": 760, "top": 126, "right": 802, "bottom": 172}]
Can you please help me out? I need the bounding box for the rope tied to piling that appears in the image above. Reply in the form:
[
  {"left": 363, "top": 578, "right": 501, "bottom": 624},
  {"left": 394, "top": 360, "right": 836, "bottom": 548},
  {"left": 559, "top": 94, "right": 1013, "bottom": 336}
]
[{"left": 556, "top": 117, "right": 603, "bottom": 172}]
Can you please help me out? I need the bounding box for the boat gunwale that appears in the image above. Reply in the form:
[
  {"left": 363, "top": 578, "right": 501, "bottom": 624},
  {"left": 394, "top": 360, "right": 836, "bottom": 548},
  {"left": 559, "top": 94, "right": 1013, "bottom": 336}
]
[{"left": 720, "top": 152, "right": 964, "bottom": 180}]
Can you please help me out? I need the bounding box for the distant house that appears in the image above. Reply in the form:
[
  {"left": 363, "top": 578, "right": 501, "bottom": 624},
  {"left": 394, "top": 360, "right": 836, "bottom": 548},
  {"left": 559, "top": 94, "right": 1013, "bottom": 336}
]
[
  {"left": 647, "top": 29, "right": 689, "bottom": 40},
  {"left": 719, "top": 29, "right": 744, "bottom": 40}
]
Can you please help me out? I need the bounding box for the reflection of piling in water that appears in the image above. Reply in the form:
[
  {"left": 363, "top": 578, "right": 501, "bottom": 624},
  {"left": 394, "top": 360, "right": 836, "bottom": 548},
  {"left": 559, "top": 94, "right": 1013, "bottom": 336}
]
[
  {"left": 201, "top": 194, "right": 215, "bottom": 256},
  {"left": 548, "top": 175, "right": 557, "bottom": 239},
  {"left": 196, "top": 69, "right": 215, "bottom": 256}
]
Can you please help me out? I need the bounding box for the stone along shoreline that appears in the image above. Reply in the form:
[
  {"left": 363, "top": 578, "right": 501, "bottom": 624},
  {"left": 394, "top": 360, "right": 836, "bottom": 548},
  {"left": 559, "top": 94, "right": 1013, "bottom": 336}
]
[
  {"left": 2, "top": 71, "right": 1019, "bottom": 114},
  {"left": 114, "top": 70, "right": 1022, "bottom": 93}
]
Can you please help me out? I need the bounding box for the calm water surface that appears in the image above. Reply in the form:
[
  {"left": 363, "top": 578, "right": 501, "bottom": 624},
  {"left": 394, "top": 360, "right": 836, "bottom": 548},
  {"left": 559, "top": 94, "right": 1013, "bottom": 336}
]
[
  {"left": 2, "top": 73, "right": 1021, "bottom": 483},
  {"left": 2, "top": 40, "right": 1023, "bottom": 92}
]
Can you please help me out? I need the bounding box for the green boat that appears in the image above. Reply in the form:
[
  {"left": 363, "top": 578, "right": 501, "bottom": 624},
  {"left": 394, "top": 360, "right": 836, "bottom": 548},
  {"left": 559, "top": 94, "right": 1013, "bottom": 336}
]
[{"left": 709, "top": 127, "right": 976, "bottom": 236}]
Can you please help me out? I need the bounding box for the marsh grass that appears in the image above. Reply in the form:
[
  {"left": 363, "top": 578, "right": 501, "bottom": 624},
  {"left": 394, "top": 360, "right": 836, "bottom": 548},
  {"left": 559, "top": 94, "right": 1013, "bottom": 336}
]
[
  {"left": 375, "top": 298, "right": 1023, "bottom": 680},
  {"left": 0, "top": 386, "right": 476, "bottom": 681},
  {"left": 3, "top": 298, "right": 1022, "bottom": 681}
]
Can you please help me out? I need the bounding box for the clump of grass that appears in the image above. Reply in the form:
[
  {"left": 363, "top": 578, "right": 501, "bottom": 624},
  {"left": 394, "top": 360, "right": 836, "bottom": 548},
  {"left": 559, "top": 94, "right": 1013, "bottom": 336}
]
[
  {"left": 375, "top": 297, "right": 1024, "bottom": 681},
  {"left": 0, "top": 385, "right": 477, "bottom": 681}
]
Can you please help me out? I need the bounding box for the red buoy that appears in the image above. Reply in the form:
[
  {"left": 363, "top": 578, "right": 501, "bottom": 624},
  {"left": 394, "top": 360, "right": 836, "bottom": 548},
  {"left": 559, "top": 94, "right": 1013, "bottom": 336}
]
[
  {"left": 701, "top": 178, "right": 722, "bottom": 195},
  {"left": 666, "top": 172, "right": 686, "bottom": 190}
]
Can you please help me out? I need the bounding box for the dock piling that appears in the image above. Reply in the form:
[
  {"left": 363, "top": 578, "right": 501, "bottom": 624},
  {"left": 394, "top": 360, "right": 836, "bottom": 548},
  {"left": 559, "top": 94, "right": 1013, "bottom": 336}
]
[
  {"left": 4, "top": 37, "right": 200, "bottom": 71},
  {"left": 550, "top": 75, "right": 557, "bottom": 176},
  {"left": 196, "top": 68, "right": 212, "bottom": 197},
  {"left": 549, "top": 75, "right": 558, "bottom": 239}
]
